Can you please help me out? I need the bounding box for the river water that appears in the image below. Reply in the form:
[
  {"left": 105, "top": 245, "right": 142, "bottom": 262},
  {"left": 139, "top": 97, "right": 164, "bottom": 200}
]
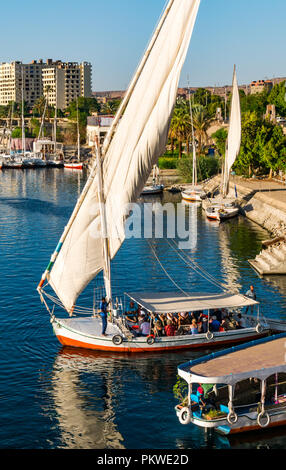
[{"left": 0, "top": 168, "right": 285, "bottom": 449}]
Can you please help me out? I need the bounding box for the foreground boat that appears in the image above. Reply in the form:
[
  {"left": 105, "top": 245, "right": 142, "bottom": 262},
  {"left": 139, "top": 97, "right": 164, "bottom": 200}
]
[
  {"left": 43, "top": 291, "right": 268, "bottom": 353},
  {"left": 176, "top": 333, "right": 286, "bottom": 434}
]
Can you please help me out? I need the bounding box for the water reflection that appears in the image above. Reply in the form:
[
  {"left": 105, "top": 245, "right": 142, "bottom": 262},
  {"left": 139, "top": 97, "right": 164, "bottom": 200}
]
[{"left": 49, "top": 348, "right": 125, "bottom": 449}]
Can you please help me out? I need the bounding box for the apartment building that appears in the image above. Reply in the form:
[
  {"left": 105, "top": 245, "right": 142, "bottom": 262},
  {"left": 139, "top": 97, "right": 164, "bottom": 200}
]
[
  {"left": 42, "top": 60, "right": 92, "bottom": 109},
  {"left": 250, "top": 79, "right": 273, "bottom": 95},
  {"left": 0, "top": 60, "right": 45, "bottom": 106},
  {"left": 0, "top": 59, "right": 92, "bottom": 109}
]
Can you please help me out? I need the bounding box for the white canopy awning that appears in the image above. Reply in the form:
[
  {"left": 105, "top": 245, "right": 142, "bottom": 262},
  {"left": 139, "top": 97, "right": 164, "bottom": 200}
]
[
  {"left": 126, "top": 291, "right": 258, "bottom": 314},
  {"left": 178, "top": 334, "right": 286, "bottom": 385}
]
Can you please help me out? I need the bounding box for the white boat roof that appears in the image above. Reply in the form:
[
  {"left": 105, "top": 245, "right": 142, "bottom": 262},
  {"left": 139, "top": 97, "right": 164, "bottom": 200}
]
[
  {"left": 178, "top": 334, "right": 286, "bottom": 385},
  {"left": 126, "top": 291, "right": 258, "bottom": 314}
]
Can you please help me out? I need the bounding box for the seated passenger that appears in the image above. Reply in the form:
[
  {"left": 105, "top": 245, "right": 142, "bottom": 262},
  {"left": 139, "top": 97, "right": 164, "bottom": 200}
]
[
  {"left": 210, "top": 315, "right": 220, "bottom": 332},
  {"left": 201, "top": 317, "right": 208, "bottom": 333},
  {"left": 158, "top": 313, "right": 167, "bottom": 327},
  {"left": 165, "top": 319, "right": 176, "bottom": 336},
  {"left": 237, "top": 313, "right": 246, "bottom": 328},
  {"left": 138, "top": 319, "right": 150, "bottom": 337},
  {"left": 178, "top": 312, "right": 191, "bottom": 333},
  {"left": 167, "top": 313, "right": 178, "bottom": 328},
  {"left": 153, "top": 317, "right": 164, "bottom": 336},
  {"left": 190, "top": 319, "right": 198, "bottom": 335},
  {"left": 213, "top": 308, "right": 222, "bottom": 323}
]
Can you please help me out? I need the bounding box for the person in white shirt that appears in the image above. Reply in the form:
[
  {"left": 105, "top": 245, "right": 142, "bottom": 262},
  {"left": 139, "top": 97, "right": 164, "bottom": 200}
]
[{"left": 139, "top": 320, "right": 151, "bottom": 337}]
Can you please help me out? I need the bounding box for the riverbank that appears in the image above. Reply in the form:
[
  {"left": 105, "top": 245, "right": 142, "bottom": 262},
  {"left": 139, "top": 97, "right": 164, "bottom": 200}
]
[{"left": 203, "top": 175, "right": 286, "bottom": 237}]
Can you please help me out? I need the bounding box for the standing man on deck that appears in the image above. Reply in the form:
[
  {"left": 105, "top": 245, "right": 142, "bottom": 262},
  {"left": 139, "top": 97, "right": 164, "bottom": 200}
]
[
  {"left": 100, "top": 296, "right": 109, "bottom": 336},
  {"left": 245, "top": 285, "right": 256, "bottom": 314}
]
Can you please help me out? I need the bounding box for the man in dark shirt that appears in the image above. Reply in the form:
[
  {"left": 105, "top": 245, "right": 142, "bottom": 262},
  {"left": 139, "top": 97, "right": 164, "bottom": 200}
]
[{"left": 100, "top": 297, "right": 109, "bottom": 336}]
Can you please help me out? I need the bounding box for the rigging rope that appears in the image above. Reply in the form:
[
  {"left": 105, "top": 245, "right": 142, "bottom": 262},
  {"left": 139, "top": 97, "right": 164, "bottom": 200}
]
[
  {"left": 165, "top": 238, "right": 230, "bottom": 292},
  {"left": 147, "top": 239, "right": 191, "bottom": 297}
]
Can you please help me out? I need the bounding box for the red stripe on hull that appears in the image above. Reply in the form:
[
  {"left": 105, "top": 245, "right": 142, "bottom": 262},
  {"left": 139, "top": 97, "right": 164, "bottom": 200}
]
[
  {"left": 228, "top": 418, "right": 286, "bottom": 435},
  {"left": 56, "top": 332, "right": 267, "bottom": 353}
]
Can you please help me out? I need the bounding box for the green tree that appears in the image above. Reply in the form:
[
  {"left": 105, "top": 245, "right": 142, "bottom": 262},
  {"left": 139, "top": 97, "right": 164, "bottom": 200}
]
[
  {"left": 192, "top": 105, "right": 212, "bottom": 155},
  {"left": 267, "top": 81, "right": 286, "bottom": 117},
  {"left": 169, "top": 105, "right": 192, "bottom": 159}
]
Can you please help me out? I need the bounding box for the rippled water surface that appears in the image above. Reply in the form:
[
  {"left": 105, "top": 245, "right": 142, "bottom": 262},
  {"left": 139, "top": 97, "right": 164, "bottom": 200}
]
[{"left": 0, "top": 168, "right": 286, "bottom": 449}]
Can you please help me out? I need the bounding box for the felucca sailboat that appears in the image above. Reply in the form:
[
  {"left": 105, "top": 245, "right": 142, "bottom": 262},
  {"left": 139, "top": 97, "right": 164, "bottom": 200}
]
[
  {"left": 182, "top": 96, "right": 206, "bottom": 202},
  {"left": 37, "top": 1, "right": 266, "bottom": 352},
  {"left": 205, "top": 65, "right": 241, "bottom": 221}
]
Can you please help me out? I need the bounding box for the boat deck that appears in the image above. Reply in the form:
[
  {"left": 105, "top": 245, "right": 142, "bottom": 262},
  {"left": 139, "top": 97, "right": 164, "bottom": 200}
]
[{"left": 58, "top": 317, "right": 122, "bottom": 337}]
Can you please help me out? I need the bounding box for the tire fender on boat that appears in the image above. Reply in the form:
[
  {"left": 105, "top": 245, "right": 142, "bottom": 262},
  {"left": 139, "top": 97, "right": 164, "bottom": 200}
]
[
  {"left": 147, "top": 335, "right": 155, "bottom": 345},
  {"left": 206, "top": 331, "right": 214, "bottom": 340},
  {"left": 178, "top": 407, "right": 192, "bottom": 425},
  {"left": 227, "top": 411, "right": 238, "bottom": 425},
  {"left": 256, "top": 323, "right": 263, "bottom": 334},
  {"left": 257, "top": 411, "right": 270, "bottom": 428},
  {"left": 112, "top": 335, "right": 123, "bottom": 345}
]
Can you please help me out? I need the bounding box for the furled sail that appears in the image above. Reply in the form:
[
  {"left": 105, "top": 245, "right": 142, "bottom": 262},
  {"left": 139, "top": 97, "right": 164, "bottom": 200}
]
[
  {"left": 44, "top": 0, "right": 201, "bottom": 312},
  {"left": 222, "top": 66, "right": 241, "bottom": 197}
]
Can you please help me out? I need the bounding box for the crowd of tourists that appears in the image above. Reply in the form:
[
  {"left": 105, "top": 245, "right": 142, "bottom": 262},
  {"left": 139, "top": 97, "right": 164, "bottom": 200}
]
[{"left": 124, "top": 300, "right": 247, "bottom": 338}]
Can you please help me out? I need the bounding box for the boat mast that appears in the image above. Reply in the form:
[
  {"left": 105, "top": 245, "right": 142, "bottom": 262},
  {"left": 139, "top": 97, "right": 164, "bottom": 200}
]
[
  {"left": 95, "top": 137, "right": 112, "bottom": 307},
  {"left": 188, "top": 85, "right": 197, "bottom": 189},
  {"left": 77, "top": 98, "right": 80, "bottom": 162},
  {"left": 21, "top": 69, "right": 26, "bottom": 156},
  {"left": 9, "top": 101, "right": 14, "bottom": 156},
  {"left": 53, "top": 69, "right": 57, "bottom": 155}
]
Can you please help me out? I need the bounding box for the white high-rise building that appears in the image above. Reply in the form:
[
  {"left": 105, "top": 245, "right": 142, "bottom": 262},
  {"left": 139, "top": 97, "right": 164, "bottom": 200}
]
[{"left": 0, "top": 59, "right": 92, "bottom": 109}]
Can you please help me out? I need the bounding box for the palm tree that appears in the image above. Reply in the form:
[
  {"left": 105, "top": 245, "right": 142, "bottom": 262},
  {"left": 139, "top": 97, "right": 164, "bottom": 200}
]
[
  {"left": 169, "top": 106, "right": 191, "bottom": 159},
  {"left": 192, "top": 105, "right": 212, "bottom": 155}
]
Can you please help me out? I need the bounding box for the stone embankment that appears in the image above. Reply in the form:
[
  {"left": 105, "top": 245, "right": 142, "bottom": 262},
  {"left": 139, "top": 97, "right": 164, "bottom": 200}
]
[{"left": 203, "top": 175, "right": 286, "bottom": 274}]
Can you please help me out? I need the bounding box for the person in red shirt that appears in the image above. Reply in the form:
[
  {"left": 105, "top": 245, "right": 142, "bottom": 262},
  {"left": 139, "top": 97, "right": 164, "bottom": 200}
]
[{"left": 165, "top": 319, "right": 176, "bottom": 336}]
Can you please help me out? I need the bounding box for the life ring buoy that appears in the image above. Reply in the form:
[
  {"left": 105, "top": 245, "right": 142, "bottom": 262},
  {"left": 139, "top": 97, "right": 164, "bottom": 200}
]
[
  {"left": 206, "top": 331, "right": 214, "bottom": 340},
  {"left": 112, "top": 335, "right": 123, "bottom": 345},
  {"left": 256, "top": 323, "right": 263, "bottom": 334},
  {"left": 227, "top": 411, "right": 238, "bottom": 425},
  {"left": 147, "top": 335, "right": 155, "bottom": 345},
  {"left": 178, "top": 407, "right": 192, "bottom": 425},
  {"left": 257, "top": 411, "right": 270, "bottom": 428}
]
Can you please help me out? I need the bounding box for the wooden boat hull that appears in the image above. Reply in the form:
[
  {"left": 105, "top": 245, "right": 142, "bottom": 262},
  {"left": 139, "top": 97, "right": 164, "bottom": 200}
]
[
  {"left": 189, "top": 408, "right": 286, "bottom": 436},
  {"left": 64, "top": 163, "right": 83, "bottom": 170},
  {"left": 181, "top": 191, "right": 203, "bottom": 202},
  {"left": 141, "top": 184, "right": 164, "bottom": 195},
  {"left": 52, "top": 317, "right": 268, "bottom": 353}
]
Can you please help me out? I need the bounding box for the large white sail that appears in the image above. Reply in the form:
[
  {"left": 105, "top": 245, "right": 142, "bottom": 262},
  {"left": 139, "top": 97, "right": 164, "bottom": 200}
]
[
  {"left": 45, "top": 0, "right": 201, "bottom": 312},
  {"left": 222, "top": 66, "right": 241, "bottom": 197}
]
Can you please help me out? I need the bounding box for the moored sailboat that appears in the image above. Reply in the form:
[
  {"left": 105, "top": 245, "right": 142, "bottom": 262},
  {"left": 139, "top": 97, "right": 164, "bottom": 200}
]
[
  {"left": 205, "top": 66, "right": 241, "bottom": 221},
  {"left": 181, "top": 93, "right": 206, "bottom": 202}
]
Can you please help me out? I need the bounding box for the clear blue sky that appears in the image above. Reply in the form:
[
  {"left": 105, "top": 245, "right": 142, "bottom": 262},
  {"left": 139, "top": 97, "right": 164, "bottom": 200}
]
[{"left": 1, "top": 0, "right": 285, "bottom": 91}]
